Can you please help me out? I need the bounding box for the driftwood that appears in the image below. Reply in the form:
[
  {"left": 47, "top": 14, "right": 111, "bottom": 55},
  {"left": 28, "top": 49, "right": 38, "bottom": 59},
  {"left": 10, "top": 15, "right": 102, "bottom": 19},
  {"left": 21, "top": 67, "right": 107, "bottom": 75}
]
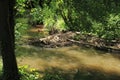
[
  {"left": 68, "top": 39, "right": 120, "bottom": 53},
  {"left": 39, "top": 32, "right": 76, "bottom": 44},
  {"left": 29, "top": 32, "right": 75, "bottom": 47},
  {"left": 28, "top": 31, "right": 120, "bottom": 53}
]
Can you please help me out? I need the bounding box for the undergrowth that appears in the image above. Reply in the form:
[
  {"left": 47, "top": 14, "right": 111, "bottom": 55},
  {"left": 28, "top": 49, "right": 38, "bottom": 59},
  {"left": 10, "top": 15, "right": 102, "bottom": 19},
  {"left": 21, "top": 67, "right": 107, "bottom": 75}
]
[
  {"left": 0, "top": 64, "right": 120, "bottom": 80},
  {"left": 19, "top": 65, "right": 41, "bottom": 80},
  {"left": 18, "top": 65, "right": 120, "bottom": 80}
]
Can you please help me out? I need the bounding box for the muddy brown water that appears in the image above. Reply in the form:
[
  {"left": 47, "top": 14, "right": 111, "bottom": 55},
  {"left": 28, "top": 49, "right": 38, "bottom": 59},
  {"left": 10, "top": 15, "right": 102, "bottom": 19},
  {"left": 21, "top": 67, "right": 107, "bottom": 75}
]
[{"left": 17, "top": 45, "right": 120, "bottom": 76}]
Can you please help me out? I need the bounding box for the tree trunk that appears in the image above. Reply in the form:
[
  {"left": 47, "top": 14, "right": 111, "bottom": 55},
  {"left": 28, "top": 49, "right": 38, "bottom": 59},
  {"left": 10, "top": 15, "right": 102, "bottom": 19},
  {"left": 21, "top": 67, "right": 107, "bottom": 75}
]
[{"left": 0, "top": 0, "right": 20, "bottom": 80}]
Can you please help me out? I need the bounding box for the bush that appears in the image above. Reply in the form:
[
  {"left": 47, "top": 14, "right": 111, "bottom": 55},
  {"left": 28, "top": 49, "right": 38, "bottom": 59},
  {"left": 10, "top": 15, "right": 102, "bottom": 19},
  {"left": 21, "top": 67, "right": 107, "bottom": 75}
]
[
  {"left": 101, "top": 14, "right": 120, "bottom": 41},
  {"left": 19, "top": 65, "right": 41, "bottom": 80},
  {"left": 19, "top": 65, "right": 64, "bottom": 80},
  {"left": 29, "top": 7, "right": 43, "bottom": 26},
  {"left": 15, "top": 0, "right": 27, "bottom": 16},
  {"left": 42, "top": 71, "right": 65, "bottom": 80},
  {"left": 15, "top": 18, "right": 29, "bottom": 41}
]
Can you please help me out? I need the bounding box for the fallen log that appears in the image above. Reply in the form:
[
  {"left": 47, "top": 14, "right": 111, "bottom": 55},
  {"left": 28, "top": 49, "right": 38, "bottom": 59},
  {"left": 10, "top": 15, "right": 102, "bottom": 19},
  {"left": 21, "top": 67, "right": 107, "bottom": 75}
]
[{"left": 68, "top": 39, "right": 120, "bottom": 53}]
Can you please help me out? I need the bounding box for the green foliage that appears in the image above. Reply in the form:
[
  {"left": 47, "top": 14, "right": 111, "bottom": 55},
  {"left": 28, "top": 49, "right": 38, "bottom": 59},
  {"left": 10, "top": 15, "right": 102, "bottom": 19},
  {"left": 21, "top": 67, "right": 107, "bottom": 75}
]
[
  {"left": 30, "top": 7, "right": 43, "bottom": 25},
  {"left": 55, "top": 17, "right": 67, "bottom": 31},
  {"left": 15, "top": 0, "right": 27, "bottom": 16},
  {"left": 42, "top": 71, "right": 64, "bottom": 80},
  {"left": 43, "top": 6, "right": 56, "bottom": 28},
  {"left": 91, "top": 14, "right": 120, "bottom": 41},
  {"left": 67, "top": 0, "right": 120, "bottom": 41},
  {"left": 18, "top": 65, "right": 64, "bottom": 80},
  {"left": 15, "top": 18, "right": 29, "bottom": 41},
  {"left": 102, "top": 14, "right": 120, "bottom": 40},
  {"left": 15, "top": 0, "right": 120, "bottom": 41},
  {"left": 19, "top": 65, "right": 41, "bottom": 80},
  {"left": 42, "top": 1, "right": 67, "bottom": 32}
]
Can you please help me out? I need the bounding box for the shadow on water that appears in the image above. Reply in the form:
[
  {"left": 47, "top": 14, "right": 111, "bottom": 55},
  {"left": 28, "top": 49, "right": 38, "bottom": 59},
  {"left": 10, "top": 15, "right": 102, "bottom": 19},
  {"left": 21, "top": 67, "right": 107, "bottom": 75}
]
[
  {"left": 39, "top": 67, "right": 120, "bottom": 80},
  {"left": 16, "top": 45, "right": 80, "bottom": 62},
  {"left": 16, "top": 45, "right": 120, "bottom": 80}
]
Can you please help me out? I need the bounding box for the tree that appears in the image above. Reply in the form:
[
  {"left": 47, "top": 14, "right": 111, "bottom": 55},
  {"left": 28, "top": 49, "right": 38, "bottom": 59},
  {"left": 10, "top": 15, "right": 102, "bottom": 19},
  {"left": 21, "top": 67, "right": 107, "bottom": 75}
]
[{"left": 0, "top": 0, "right": 20, "bottom": 80}]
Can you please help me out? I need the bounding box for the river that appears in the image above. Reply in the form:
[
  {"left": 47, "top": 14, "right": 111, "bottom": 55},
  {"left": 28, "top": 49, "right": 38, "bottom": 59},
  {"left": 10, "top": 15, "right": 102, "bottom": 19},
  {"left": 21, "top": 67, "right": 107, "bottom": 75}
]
[{"left": 16, "top": 44, "right": 120, "bottom": 79}]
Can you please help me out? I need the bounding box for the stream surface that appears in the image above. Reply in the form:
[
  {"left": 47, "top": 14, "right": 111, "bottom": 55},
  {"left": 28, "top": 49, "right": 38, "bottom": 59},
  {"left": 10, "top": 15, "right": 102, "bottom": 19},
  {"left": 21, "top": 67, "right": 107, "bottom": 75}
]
[{"left": 17, "top": 45, "right": 120, "bottom": 75}]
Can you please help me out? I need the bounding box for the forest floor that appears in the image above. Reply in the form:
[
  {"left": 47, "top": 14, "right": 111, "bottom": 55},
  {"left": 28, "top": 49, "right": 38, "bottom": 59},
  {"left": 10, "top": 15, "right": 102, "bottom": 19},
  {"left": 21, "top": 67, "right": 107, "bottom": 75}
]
[{"left": 16, "top": 27, "right": 120, "bottom": 80}]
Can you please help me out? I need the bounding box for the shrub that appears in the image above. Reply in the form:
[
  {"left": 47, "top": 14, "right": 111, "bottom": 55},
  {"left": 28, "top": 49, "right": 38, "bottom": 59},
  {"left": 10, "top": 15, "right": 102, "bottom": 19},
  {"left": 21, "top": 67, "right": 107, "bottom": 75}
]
[
  {"left": 29, "top": 7, "right": 43, "bottom": 26},
  {"left": 15, "top": 18, "right": 29, "bottom": 41},
  {"left": 42, "top": 71, "right": 65, "bottom": 80},
  {"left": 101, "top": 14, "right": 120, "bottom": 41},
  {"left": 19, "top": 65, "right": 41, "bottom": 80}
]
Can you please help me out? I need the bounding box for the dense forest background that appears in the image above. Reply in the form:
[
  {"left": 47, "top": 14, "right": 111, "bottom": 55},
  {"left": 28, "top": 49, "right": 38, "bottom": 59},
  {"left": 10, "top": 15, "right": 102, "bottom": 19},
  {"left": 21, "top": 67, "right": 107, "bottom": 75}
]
[{"left": 15, "top": 0, "right": 120, "bottom": 42}]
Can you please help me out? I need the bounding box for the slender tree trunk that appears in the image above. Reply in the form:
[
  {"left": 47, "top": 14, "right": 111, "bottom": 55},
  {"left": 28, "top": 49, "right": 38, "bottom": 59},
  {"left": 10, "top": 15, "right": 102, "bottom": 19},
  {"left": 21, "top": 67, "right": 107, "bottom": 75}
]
[{"left": 0, "top": 0, "right": 20, "bottom": 80}]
